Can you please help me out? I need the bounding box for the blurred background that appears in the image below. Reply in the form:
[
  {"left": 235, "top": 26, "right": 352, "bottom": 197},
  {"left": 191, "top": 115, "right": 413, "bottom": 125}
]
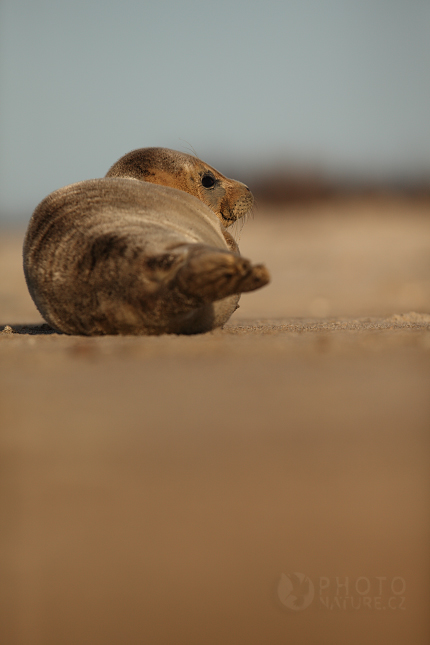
[
  {"left": 1, "top": 0, "right": 429, "bottom": 319},
  {"left": 1, "top": 0, "right": 430, "bottom": 220},
  {"left": 1, "top": 4, "right": 430, "bottom": 645}
]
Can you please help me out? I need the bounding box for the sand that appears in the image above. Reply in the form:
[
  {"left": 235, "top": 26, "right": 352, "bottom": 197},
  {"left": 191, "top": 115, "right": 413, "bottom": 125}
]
[{"left": 1, "top": 197, "right": 430, "bottom": 644}]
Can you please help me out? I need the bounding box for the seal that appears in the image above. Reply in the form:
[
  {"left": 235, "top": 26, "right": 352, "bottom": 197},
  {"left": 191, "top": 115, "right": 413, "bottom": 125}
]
[{"left": 23, "top": 147, "right": 270, "bottom": 335}]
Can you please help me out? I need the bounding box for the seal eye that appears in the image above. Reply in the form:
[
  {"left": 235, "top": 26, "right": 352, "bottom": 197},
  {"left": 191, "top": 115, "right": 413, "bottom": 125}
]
[{"left": 201, "top": 174, "right": 215, "bottom": 189}]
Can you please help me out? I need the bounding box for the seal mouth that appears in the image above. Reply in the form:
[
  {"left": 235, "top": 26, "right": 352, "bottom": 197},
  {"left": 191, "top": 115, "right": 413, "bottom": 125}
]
[
  {"left": 220, "top": 193, "right": 254, "bottom": 227},
  {"left": 221, "top": 212, "right": 237, "bottom": 226},
  {"left": 221, "top": 206, "right": 254, "bottom": 228}
]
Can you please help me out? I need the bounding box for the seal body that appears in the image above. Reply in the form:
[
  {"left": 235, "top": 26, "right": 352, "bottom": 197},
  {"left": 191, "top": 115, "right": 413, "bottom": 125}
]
[{"left": 23, "top": 148, "right": 269, "bottom": 335}]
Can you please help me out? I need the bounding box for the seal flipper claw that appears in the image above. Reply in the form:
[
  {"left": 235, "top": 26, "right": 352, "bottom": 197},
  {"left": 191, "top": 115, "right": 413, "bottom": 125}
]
[{"left": 237, "top": 263, "right": 270, "bottom": 293}]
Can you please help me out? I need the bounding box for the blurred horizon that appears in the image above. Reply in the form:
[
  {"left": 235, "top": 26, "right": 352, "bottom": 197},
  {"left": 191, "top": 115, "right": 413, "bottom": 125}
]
[{"left": 1, "top": 0, "right": 430, "bottom": 221}]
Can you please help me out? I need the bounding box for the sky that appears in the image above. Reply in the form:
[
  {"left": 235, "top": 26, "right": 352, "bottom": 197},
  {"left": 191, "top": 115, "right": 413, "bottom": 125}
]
[{"left": 1, "top": 0, "right": 430, "bottom": 219}]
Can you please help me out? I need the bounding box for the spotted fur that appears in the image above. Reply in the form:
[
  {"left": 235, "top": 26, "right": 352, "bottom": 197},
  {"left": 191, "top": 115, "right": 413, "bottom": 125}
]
[{"left": 24, "top": 148, "right": 269, "bottom": 335}]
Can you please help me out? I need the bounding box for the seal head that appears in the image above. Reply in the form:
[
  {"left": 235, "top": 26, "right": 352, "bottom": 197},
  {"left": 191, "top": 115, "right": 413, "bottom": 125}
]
[{"left": 106, "top": 147, "right": 253, "bottom": 227}]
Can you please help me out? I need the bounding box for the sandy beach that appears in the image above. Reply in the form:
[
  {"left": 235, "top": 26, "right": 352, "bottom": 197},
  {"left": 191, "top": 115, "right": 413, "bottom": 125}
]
[{"left": 1, "top": 197, "right": 430, "bottom": 644}]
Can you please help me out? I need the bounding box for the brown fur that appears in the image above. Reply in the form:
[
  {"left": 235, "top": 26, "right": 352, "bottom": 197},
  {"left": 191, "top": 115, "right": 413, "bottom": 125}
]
[
  {"left": 106, "top": 148, "right": 253, "bottom": 227},
  {"left": 23, "top": 148, "right": 269, "bottom": 335}
]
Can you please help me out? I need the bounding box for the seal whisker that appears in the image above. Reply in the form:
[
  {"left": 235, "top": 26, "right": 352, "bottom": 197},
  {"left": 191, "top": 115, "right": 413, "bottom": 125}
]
[{"left": 178, "top": 138, "right": 198, "bottom": 158}]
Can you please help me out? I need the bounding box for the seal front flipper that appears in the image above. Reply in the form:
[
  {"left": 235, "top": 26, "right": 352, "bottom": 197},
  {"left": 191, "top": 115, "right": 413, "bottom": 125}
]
[{"left": 174, "top": 244, "right": 270, "bottom": 303}]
